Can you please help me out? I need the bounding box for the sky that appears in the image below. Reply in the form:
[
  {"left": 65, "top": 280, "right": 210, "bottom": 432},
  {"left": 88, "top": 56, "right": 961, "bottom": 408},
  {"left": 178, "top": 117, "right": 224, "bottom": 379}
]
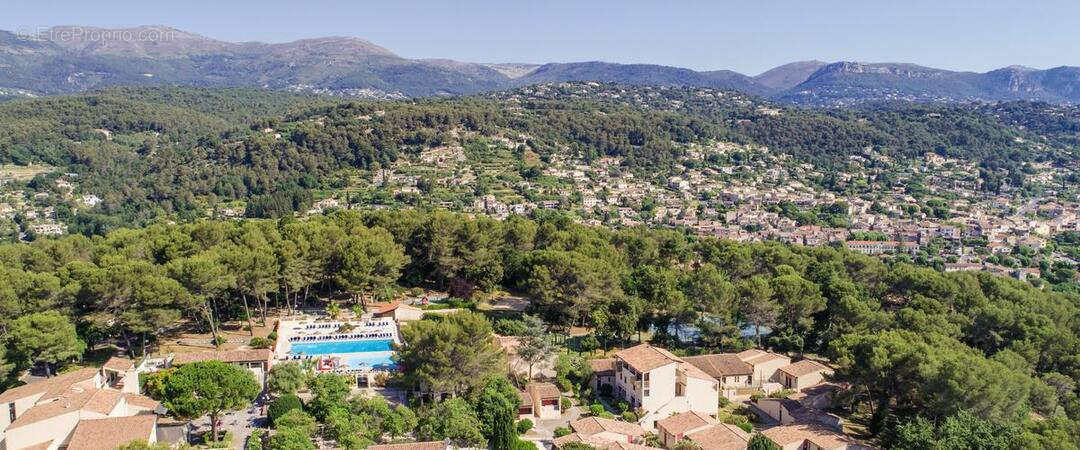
[{"left": 4, "top": 0, "right": 1078, "bottom": 75}]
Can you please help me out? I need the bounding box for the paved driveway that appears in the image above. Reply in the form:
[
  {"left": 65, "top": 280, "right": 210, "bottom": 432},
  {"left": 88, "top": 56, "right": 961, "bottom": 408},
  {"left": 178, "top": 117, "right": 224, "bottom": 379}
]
[{"left": 190, "top": 397, "right": 268, "bottom": 448}]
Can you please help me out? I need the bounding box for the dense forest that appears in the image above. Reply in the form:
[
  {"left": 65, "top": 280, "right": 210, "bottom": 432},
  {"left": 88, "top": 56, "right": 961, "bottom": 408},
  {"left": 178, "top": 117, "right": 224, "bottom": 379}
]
[
  {"left": 0, "top": 209, "right": 1078, "bottom": 448},
  {"left": 1, "top": 84, "right": 1078, "bottom": 233}
]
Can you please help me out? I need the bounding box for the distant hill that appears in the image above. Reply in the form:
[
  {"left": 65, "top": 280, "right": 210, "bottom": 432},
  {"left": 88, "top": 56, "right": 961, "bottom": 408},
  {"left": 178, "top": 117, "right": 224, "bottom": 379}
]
[
  {"left": 1, "top": 26, "right": 1078, "bottom": 105},
  {"left": 753, "top": 60, "right": 827, "bottom": 90},
  {"left": 779, "top": 62, "right": 1080, "bottom": 105},
  {"left": 0, "top": 26, "right": 510, "bottom": 97},
  {"left": 512, "top": 61, "right": 775, "bottom": 96}
]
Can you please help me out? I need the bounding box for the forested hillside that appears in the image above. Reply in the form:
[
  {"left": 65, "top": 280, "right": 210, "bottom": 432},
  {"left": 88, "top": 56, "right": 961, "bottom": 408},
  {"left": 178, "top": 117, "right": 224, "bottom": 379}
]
[
  {"left": 0, "top": 209, "right": 1077, "bottom": 447},
  {"left": 1, "top": 84, "right": 1078, "bottom": 234}
]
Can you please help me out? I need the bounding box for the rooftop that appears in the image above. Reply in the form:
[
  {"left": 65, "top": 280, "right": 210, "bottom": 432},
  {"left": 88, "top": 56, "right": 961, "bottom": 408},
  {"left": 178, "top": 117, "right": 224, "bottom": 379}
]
[
  {"left": 778, "top": 359, "right": 831, "bottom": 377},
  {"left": 762, "top": 423, "right": 858, "bottom": 450},
  {"left": 588, "top": 357, "right": 616, "bottom": 374},
  {"left": 570, "top": 416, "right": 645, "bottom": 438},
  {"left": 656, "top": 410, "right": 716, "bottom": 435},
  {"left": 736, "top": 349, "right": 789, "bottom": 366},
  {"left": 686, "top": 423, "right": 751, "bottom": 450},
  {"left": 615, "top": 344, "right": 680, "bottom": 373},
  {"left": 0, "top": 367, "right": 98, "bottom": 404},
  {"left": 66, "top": 415, "right": 158, "bottom": 450},
  {"left": 682, "top": 353, "right": 753, "bottom": 377},
  {"left": 170, "top": 349, "right": 272, "bottom": 365}
]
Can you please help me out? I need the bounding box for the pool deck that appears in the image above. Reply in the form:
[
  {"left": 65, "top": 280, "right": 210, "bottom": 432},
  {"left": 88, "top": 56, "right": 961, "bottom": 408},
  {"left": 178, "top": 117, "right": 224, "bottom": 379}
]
[{"left": 274, "top": 317, "right": 400, "bottom": 374}]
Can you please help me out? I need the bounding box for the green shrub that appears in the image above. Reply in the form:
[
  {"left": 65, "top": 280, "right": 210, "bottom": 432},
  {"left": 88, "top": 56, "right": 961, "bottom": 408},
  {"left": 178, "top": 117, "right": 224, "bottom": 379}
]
[
  {"left": 718, "top": 396, "right": 731, "bottom": 408},
  {"left": 768, "top": 389, "right": 796, "bottom": 399},
  {"left": 494, "top": 318, "right": 527, "bottom": 336},
  {"left": 589, "top": 403, "right": 605, "bottom": 416},
  {"left": 268, "top": 394, "right": 303, "bottom": 425},
  {"left": 616, "top": 400, "right": 629, "bottom": 413},
  {"left": 246, "top": 429, "right": 264, "bottom": 450},
  {"left": 211, "top": 336, "right": 227, "bottom": 346},
  {"left": 556, "top": 377, "right": 574, "bottom": 393},
  {"left": 267, "top": 331, "right": 278, "bottom": 341},
  {"left": 737, "top": 422, "right": 753, "bottom": 433},
  {"left": 554, "top": 426, "right": 572, "bottom": 438},
  {"left": 560, "top": 397, "right": 572, "bottom": 411},
  {"left": 511, "top": 438, "right": 536, "bottom": 450},
  {"left": 250, "top": 337, "right": 273, "bottom": 349},
  {"left": 516, "top": 418, "right": 533, "bottom": 434},
  {"left": 621, "top": 411, "right": 638, "bottom": 422},
  {"left": 598, "top": 411, "right": 615, "bottom": 419},
  {"left": 205, "top": 431, "right": 233, "bottom": 448}
]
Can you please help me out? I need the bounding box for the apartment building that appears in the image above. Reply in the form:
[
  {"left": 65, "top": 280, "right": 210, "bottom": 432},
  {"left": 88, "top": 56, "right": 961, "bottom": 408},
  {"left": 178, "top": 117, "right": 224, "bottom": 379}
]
[
  {"left": 0, "top": 359, "right": 161, "bottom": 450},
  {"left": 610, "top": 344, "right": 719, "bottom": 430}
]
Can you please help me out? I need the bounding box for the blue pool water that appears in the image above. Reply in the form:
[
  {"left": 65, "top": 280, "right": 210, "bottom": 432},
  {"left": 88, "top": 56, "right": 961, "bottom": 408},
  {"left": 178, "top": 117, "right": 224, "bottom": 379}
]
[
  {"left": 345, "top": 352, "right": 397, "bottom": 370},
  {"left": 289, "top": 339, "right": 394, "bottom": 355}
]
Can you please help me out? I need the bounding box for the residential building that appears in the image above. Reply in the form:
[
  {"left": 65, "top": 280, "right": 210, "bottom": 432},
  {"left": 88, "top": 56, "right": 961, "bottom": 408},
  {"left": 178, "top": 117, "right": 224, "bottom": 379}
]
[
  {"left": 736, "top": 349, "right": 791, "bottom": 385},
  {"left": 762, "top": 423, "right": 863, "bottom": 450},
  {"left": 366, "top": 301, "right": 425, "bottom": 322},
  {"left": 517, "top": 382, "right": 561, "bottom": 420},
  {"left": 611, "top": 344, "right": 719, "bottom": 430},
  {"left": 66, "top": 415, "right": 158, "bottom": 450},
  {"left": 0, "top": 366, "right": 160, "bottom": 450},
  {"left": 556, "top": 417, "right": 644, "bottom": 446},
  {"left": 681, "top": 354, "right": 754, "bottom": 400},
  {"left": 684, "top": 423, "right": 751, "bottom": 450},
  {"left": 588, "top": 358, "right": 616, "bottom": 393},
  {"left": 168, "top": 349, "right": 273, "bottom": 388},
  {"left": 655, "top": 411, "right": 716, "bottom": 448},
  {"left": 776, "top": 360, "right": 833, "bottom": 391}
]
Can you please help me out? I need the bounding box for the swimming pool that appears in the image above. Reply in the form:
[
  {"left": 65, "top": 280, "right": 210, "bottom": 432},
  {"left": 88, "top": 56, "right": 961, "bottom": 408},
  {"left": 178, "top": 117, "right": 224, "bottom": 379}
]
[
  {"left": 344, "top": 351, "right": 397, "bottom": 370},
  {"left": 289, "top": 339, "right": 394, "bottom": 355}
]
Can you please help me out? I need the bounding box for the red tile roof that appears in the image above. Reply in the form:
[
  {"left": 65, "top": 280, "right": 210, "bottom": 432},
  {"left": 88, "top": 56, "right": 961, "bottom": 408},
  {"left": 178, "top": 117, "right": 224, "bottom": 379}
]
[{"left": 67, "top": 415, "right": 158, "bottom": 450}]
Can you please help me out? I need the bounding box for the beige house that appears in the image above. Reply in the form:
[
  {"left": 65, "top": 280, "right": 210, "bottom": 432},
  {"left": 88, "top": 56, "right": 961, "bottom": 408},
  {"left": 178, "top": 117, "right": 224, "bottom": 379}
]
[
  {"left": 588, "top": 358, "right": 616, "bottom": 393},
  {"left": 681, "top": 354, "right": 754, "bottom": 400},
  {"left": 754, "top": 397, "right": 844, "bottom": 431},
  {"left": 169, "top": 349, "right": 273, "bottom": 388},
  {"left": 655, "top": 411, "right": 715, "bottom": 447},
  {"left": 611, "top": 344, "right": 719, "bottom": 430},
  {"left": 736, "top": 349, "right": 791, "bottom": 385},
  {"left": 0, "top": 363, "right": 160, "bottom": 450},
  {"left": 655, "top": 411, "right": 751, "bottom": 450},
  {"left": 517, "top": 382, "right": 561, "bottom": 420},
  {"left": 777, "top": 360, "right": 833, "bottom": 391},
  {"left": 555, "top": 417, "right": 645, "bottom": 447},
  {"left": 762, "top": 423, "right": 864, "bottom": 450},
  {"left": 367, "top": 301, "right": 425, "bottom": 322},
  {"left": 685, "top": 424, "right": 751, "bottom": 450},
  {"left": 66, "top": 415, "right": 158, "bottom": 450}
]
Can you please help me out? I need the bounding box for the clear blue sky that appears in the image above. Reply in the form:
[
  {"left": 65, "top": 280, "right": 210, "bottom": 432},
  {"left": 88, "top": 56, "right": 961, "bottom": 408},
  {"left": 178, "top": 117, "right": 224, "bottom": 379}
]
[{"left": 4, "top": 0, "right": 1077, "bottom": 75}]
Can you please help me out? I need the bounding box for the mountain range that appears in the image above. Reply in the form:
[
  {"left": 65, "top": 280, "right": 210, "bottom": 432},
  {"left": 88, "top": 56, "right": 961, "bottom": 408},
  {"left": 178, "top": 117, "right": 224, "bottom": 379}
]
[{"left": 2, "top": 25, "right": 1079, "bottom": 105}]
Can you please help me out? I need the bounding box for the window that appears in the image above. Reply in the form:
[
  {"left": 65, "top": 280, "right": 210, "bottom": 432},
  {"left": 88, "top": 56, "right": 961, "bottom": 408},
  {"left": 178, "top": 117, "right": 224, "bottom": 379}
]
[
  {"left": 8, "top": 402, "right": 14, "bottom": 422},
  {"left": 644, "top": 389, "right": 649, "bottom": 397}
]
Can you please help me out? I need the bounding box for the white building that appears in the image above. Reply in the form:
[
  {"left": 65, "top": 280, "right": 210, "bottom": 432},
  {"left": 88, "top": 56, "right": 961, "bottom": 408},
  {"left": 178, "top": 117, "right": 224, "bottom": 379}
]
[{"left": 610, "top": 344, "right": 719, "bottom": 430}]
